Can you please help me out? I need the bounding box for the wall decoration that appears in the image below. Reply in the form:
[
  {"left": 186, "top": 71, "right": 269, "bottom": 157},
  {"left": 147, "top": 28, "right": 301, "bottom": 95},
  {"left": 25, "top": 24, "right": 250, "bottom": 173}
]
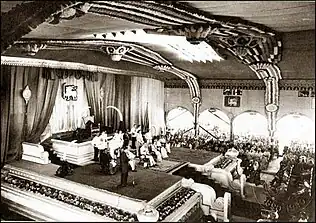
[
  {"left": 224, "top": 96, "right": 241, "bottom": 107},
  {"left": 298, "top": 90, "right": 309, "bottom": 97},
  {"left": 310, "top": 91, "right": 314, "bottom": 97},
  {"left": 22, "top": 85, "right": 32, "bottom": 105},
  {"left": 62, "top": 84, "right": 78, "bottom": 101}
]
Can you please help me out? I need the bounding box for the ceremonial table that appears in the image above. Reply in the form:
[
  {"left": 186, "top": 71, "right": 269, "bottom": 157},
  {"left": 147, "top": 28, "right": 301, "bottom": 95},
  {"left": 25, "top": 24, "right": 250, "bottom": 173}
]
[{"left": 51, "top": 139, "right": 94, "bottom": 166}]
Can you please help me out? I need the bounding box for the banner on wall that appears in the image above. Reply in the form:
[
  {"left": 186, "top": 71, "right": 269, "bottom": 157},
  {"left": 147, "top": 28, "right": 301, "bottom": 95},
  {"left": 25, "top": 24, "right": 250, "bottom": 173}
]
[
  {"left": 224, "top": 96, "right": 241, "bottom": 107},
  {"left": 62, "top": 84, "right": 78, "bottom": 101}
]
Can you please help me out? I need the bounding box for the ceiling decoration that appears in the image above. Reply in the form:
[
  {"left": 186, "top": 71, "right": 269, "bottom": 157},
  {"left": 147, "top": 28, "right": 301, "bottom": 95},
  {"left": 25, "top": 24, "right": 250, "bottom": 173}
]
[
  {"left": 102, "top": 45, "right": 132, "bottom": 62},
  {"left": 14, "top": 39, "right": 173, "bottom": 67},
  {"left": 1, "top": 56, "right": 160, "bottom": 79},
  {"left": 1, "top": 1, "right": 82, "bottom": 53},
  {"left": 18, "top": 42, "right": 47, "bottom": 56},
  {"left": 97, "top": 29, "right": 223, "bottom": 63},
  {"left": 83, "top": 1, "right": 283, "bottom": 66},
  {"left": 46, "top": 3, "right": 91, "bottom": 25},
  {"left": 12, "top": 38, "right": 200, "bottom": 98},
  {"left": 153, "top": 64, "right": 172, "bottom": 72}
]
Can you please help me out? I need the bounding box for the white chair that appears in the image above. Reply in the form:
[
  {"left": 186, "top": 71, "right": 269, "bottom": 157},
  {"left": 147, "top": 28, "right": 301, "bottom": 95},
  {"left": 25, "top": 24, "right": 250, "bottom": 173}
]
[{"left": 22, "top": 142, "right": 50, "bottom": 164}]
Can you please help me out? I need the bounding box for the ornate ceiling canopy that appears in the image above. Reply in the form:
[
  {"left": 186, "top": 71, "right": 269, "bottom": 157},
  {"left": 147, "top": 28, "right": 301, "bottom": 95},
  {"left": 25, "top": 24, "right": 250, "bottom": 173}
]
[
  {"left": 85, "top": 1, "right": 283, "bottom": 66},
  {"left": 2, "top": 1, "right": 282, "bottom": 67},
  {"left": 13, "top": 39, "right": 173, "bottom": 68}
]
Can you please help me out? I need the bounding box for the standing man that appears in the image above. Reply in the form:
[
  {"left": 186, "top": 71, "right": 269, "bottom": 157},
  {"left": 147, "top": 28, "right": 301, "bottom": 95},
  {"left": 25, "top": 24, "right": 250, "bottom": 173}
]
[
  {"left": 118, "top": 146, "right": 129, "bottom": 187},
  {"left": 130, "top": 124, "right": 137, "bottom": 149},
  {"left": 123, "top": 130, "right": 130, "bottom": 147}
]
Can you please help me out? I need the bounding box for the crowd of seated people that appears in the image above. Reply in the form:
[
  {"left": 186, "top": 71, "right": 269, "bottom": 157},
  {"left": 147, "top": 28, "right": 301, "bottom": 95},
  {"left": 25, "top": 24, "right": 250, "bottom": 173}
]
[
  {"left": 266, "top": 142, "right": 315, "bottom": 208},
  {"left": 138, "top": 133, "right": 171, "bottom": 168},
  {"left": 168, "top": 130, "right": 278, "bottom": 170}
]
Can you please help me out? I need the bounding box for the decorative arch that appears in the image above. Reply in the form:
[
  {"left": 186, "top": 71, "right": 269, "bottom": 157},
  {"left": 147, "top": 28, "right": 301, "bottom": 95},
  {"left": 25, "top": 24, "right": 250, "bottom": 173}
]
[
  {"left": 233, "top": 110, "right": 269, "bottom": 137},
  {"left": 166, "top": 105, "right": 193, "bottom": 116},
  {"left": 166, "top": 106, "right": 194, "bottom": 134},
  {"left": 275, "top": 113, "right": 315, "bottom": 145},
  {"left": 198, "top": 108, "right": 230, "bottom": 138}
]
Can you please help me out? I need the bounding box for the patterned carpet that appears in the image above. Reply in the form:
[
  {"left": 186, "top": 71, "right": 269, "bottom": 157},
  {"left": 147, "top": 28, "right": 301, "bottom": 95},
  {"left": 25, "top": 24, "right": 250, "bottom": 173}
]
[
  {"left": 167, "top": 147, "right": 221, "bottom": 165},
  {"left": 65, "top": 163, "right": 182, "bottom": 201},
  {"left": 148, "top": 159, "right": 186, "bottom": 173}
]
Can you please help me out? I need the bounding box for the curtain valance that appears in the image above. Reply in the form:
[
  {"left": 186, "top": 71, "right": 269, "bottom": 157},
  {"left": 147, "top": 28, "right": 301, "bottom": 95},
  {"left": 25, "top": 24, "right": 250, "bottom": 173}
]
[{"left": 43, "top": 68, "right": 99, "bottom": 81}]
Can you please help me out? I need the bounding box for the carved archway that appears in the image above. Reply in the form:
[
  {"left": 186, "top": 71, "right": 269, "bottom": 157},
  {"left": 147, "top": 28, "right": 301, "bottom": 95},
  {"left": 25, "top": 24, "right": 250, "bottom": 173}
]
[
  {"left": 166, "top": 107, "right": 194, "bottom": 134},
  {"left": 198, "top": 108, "right": 230, "bottom": 139},
  {"left": 233, "top": 110, "right": 269, "bottom": 138},
  {"left": 276, "top": 113, "right": 315, "bottom": 148}
]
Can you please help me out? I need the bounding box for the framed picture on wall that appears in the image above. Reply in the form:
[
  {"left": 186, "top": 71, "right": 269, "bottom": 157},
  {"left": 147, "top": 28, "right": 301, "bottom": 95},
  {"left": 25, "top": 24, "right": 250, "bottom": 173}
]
[
  {"left": 224, "top": 96, "right": 241, "bottom": 107},
  {"left": 62, "top": 84, "right": 78, "bottom": 101}
]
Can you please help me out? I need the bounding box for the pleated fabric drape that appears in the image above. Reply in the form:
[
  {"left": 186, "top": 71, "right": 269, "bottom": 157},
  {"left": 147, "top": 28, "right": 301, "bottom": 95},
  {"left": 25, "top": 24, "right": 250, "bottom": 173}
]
[
  {"left": 113, "top": 75, "right": 131, "bottom": 131},
  {"left": 1, "top": 66, "right": 11, "bottom": 168},
  {"left": 84, "top": 73, "right": 105, "bottom": 125},
  {"left": 130, "top": 77, "right": 165, "bottom": 135},
  {"left": 1, "top": 65, "right": 58, "bottom": 166},
  {"left": 100, "top": 73, "right": 116, "bottom": 128}
]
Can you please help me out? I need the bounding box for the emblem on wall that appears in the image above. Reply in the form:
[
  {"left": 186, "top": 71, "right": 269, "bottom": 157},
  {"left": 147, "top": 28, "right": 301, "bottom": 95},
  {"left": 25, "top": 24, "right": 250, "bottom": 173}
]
[
  {"left": 224, "top": 96, "right": 240, "bottom": 107},
  {"left": 62, "top": 84, "right": 78, "bottom": 101}
]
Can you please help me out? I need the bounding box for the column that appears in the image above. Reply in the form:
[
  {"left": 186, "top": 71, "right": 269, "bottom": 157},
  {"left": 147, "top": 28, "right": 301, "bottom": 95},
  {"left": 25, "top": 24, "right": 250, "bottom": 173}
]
[{"left": 249, "top": 63, "right": 281, "bottom": 139}]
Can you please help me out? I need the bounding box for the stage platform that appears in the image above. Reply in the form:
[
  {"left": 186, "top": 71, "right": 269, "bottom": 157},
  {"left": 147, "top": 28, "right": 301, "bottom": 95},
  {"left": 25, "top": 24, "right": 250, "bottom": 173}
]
[
  {"left": 8, "top": 147, "right": 220, "bottom": 202},
  {"left": 9, "top": 160, "right": 183, "bottom": 202}
]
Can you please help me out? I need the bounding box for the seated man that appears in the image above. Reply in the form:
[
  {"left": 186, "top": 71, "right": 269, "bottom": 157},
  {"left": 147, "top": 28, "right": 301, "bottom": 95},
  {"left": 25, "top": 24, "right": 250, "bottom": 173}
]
[
  {"left": 157, "top": 137, "right": 168, "bottom": 159},
  {"left": 165, "top": 141, "right": 171, "bottom": 154},
  {"left": 149, "top": 143, "right": 162, "bottom": 162},
  {"left": 140, "top": 142, "right": 156, "bottom": 167},
  {"left": 136, "top": 130, "right": 144, "bottom": 157}
]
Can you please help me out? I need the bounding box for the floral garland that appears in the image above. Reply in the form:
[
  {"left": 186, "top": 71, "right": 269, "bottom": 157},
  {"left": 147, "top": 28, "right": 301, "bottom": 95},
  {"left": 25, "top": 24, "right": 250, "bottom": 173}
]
[
  {"left": 1, "top": 171, "right": 138, "bottom": 222},
  {"left": 156, "top": 188, "right": 196, "bottom": 221}
]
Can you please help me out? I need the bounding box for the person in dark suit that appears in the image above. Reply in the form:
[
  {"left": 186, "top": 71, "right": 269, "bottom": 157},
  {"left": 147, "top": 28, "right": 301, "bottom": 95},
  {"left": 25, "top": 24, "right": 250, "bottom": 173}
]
[
  {"left": 123, "top": 131, "right": 130, "bottom": 147},
  {"left": 118, "top": 146, "right": 129, "bottom": 187}
]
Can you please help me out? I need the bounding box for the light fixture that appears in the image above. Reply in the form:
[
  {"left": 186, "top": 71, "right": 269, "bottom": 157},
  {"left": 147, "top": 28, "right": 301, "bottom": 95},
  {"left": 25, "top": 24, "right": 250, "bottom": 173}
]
[{"left": 103, "top": 46, "right": 131, "bottom": 61}]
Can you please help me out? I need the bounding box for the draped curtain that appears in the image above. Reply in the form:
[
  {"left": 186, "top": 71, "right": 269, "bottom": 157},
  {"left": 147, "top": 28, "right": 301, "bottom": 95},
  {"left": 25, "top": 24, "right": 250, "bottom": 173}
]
[
  {"left": 1, "top": 65, "right": 58, "bottom": 166},
  {"left": 100, "top": 73, "right": 116, "bottom": 128},
  {"left": 131, "top": 77, "right": 165, "bottom": 135},
  {"left": 113, "top": 75, "right": 131, "bottom": 131},
  {"left": 84, "top": 73, "right": 105, "bottom": 125},
  {"left": 84, "top": 72, "right": 118, "bottom": 130}
]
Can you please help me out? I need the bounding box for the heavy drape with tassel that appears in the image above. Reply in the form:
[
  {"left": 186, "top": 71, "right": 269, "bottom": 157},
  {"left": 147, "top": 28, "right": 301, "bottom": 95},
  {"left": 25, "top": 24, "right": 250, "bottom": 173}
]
[{"left": 1, "top": 66, "right": 58, "bottom": 166}]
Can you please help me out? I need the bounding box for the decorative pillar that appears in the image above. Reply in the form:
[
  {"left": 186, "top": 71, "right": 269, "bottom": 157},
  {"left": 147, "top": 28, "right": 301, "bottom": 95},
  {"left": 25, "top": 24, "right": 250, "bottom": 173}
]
[
  {"left": 249, "top": 63, "right": 281, "bottom": 139},
  {"left": 191, "top": 97, "right": 201, "bottom": 137},
  {"left": 166, "top": 67, "right": 201, "bottom": 137},
  {"left": 228, "top": 113, "right": 235, "bottom": 142}
]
